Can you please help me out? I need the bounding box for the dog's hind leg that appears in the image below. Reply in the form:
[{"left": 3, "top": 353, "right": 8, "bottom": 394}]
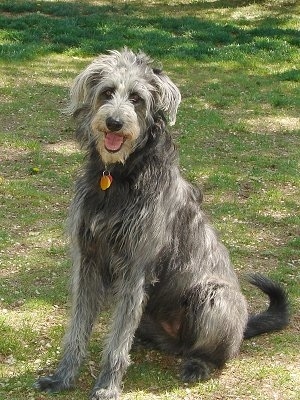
[
  {"left": 35, "top": 244, "right": 104, "bottom": 393},
  {"left": 133, "top": 314, "right": 178, "bottom": 353},
  {"left": 180, "top": 281, "right": 248, "bottom": 382}
]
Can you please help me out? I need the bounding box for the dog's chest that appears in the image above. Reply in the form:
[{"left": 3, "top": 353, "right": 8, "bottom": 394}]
[{"left": 86, "top": 189, "right": 143, "bottom": 245}]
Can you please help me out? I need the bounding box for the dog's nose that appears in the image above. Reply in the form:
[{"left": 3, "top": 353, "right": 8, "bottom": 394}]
[{"left": 106, "top": 117, "right": 123, "bottom": 132}]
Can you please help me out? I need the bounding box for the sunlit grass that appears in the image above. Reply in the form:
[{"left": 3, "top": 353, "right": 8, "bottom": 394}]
[{"left": 0, "top": 1, "right": 299, "bottom": 399}]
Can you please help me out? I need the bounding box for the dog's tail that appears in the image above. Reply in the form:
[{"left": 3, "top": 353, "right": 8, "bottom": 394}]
[{"left": 244, "top": 273, "right": 289, "bottom": 339}]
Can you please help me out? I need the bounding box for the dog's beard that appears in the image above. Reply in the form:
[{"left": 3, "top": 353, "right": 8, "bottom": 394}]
[
  {"left": 91, "top": 110, "right": 141, "bottom": 165},
  {"left": 95, "top": 132, "right": 137, "bottom": 165}
]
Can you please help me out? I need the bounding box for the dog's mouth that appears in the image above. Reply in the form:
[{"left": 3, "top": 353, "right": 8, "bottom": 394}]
[{"left": 104, "top": 132, "right": 126, "bottom": 153}]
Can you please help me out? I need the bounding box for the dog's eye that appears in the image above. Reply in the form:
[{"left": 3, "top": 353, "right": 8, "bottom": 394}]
[
  {"left": 129, "top": 93, "right": 141, "bottom": 104},
  {"left": 103, "top": 89, "right": 114, "bottom": 99}
]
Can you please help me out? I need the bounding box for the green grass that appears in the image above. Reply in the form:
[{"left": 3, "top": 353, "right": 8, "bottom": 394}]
[{"left": 0, "top": 1, "right": 299, "bottom": 399}]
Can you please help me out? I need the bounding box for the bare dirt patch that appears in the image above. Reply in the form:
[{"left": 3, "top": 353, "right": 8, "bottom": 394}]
[
  {"left": 44, "top": 140, "right": 80, "bottom": 155},
  {"left": 246, "top": 116, "right": 300, "bottom": 134}
]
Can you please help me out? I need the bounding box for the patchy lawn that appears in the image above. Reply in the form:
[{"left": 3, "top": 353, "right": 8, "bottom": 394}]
[{"left": 0, "top": 1, "right": 299, "bottom": 399}]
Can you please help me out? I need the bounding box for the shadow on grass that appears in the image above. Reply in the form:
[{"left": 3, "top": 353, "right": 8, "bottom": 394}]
[
  {"left": 0, "top": 0, "right": 299, "bottom": 61},
  {"left": 1, "top": 2, "right": 299, "bottom": 398}
]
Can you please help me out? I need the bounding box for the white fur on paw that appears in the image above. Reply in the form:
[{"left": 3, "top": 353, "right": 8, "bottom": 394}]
[{"left": 90, "top": 388, "right": 119, "bottom": 400}]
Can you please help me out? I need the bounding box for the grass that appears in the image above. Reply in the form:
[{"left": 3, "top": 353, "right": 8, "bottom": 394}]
[{"left": 0, "top": 0, "right": 299, "bottom": 399}]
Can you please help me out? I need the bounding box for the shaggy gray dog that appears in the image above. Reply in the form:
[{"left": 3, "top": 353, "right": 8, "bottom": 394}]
[{"left": 35, "top": 49, "right": 288, "bottom": 400}]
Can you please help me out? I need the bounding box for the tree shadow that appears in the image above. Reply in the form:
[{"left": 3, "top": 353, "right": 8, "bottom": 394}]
[
  {"left": 1, "top": 2, "right": 298, "bottom": 398},
  {"left": 0, "top": 0, "right": 298, "bottom": 61}
]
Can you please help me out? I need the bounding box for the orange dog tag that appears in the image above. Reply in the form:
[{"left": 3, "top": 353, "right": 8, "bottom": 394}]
[{"left": 100, "top": 172, "right": 113, "bottom": 190}]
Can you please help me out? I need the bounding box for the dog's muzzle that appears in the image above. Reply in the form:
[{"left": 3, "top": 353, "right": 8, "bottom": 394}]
[{"left": 104, "top": 117, "right": 126, "bottom": 152}]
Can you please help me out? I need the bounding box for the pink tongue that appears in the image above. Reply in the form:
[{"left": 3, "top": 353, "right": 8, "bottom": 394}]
[{"left": 104, "top": 132, "right": 124, "bottom": 151}]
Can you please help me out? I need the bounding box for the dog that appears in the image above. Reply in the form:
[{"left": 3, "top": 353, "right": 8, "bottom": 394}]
[{"left": 35, "top": 48, "right": 289, "bottom": 400}]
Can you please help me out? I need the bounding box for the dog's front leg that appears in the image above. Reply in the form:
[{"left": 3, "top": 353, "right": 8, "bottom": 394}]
[
  {"left": 35, "top": 251, "right": 105, "bottom": 394},
  {"left": 90, "top": 272, "right": 146, "bottom": 400}
]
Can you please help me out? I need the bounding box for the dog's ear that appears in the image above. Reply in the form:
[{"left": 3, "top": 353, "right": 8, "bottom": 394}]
[
  {"left": 151, "top": 69, "right": 181, "bottom": 126},
  {"left": 67, "top": 56, "right": 108, "bottom": 115}
]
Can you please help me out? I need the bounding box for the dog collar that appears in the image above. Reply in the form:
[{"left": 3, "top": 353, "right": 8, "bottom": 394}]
[{"left": 100, "top": 169, "right": 113, "bottom": 190}]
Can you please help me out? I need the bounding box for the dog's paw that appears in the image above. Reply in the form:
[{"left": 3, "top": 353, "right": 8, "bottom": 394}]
[
  {"left": 34, "top": 375, "right": 72, "bottom": 393},
  {"left": 90, "top": 387, "right": 119, "bottom": 400},
  {"left": 180, "top": 358, "right": 214, "bottom": 382}
]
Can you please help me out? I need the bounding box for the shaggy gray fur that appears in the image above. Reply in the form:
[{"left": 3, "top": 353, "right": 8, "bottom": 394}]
[{"left": 35, "top": 49, "right": 288, "bottom": 400}]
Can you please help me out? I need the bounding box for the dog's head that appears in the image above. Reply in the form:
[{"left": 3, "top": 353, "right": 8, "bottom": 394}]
[{"left": 68, "top": 48, "right": 181, "bottom": 165}]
